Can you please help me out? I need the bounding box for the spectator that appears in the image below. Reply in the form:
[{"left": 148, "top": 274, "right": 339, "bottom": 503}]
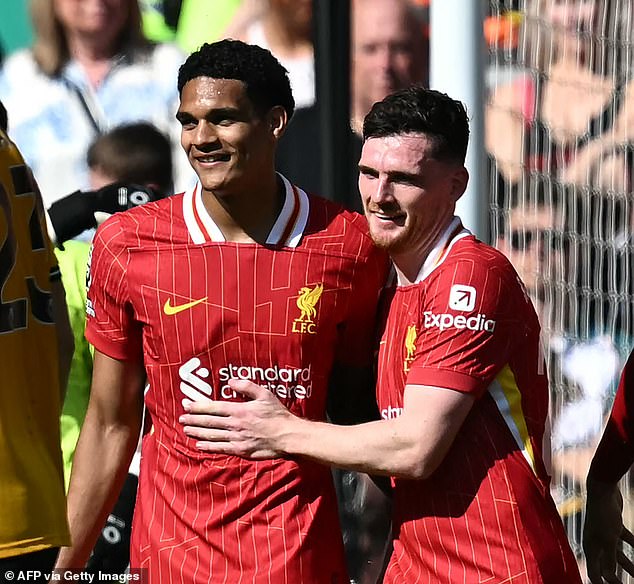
[
  {"left": 351, "top": 0, "right": 427, "bottom": 133},
  {"left": 0, "top": 0, "right": 192, "bottom": 209},
  {"left": 0, "top": 104, "right": 74, "bottom": 581},
  {"left": 494, "top": 180, "right": 566, "bottom": 318},
  {"left": 87, "top": 121, "right": 174, "bottom": 196},
  {"left": 232, "top": 0, "right": 315, "bottom": 109},
  {"left": 276, "top": 0, "right": 428, "bottom": 208},
  {"left": 486, "top": 0, "right": 632, "bottom": 192}
]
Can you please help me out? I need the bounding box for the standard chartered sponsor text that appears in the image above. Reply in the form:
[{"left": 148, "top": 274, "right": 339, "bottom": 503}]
[
  {"left": 179, "top": 357, "right": 313, "bottom": 401},
  {"left": 219, "top": 363, "right": 312, "bottom": 399}
]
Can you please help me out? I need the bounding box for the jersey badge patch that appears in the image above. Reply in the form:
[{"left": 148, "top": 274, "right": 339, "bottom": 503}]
[
  {"left": 404, "top": 324, "right": 417, "bottom": 372},
  {"left": 292, "top": 283, "right": 323, "bottom": 334}
]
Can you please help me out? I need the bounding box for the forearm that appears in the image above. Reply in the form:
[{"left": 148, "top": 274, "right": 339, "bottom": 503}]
[
  {"left": 184, "top": 383, "right": 472, "bottom": 479},
  {"left": 281, "top": 385, "right": 473, "bottom": 480},
  {"left": 280, "top": 416, "right": 428, "bottom": 479},
  {"left": 56, "top": 403, "right": 141, "bottom": 568}
]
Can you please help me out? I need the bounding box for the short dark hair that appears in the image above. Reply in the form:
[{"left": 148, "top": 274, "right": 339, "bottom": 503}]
[
  {"left": 363, "top": 86, "right": 469, "bottom": 164},
  {"left": 178, "top": 39, "right": 295, "bottom": 120},
  {"left": 87, "top": 122, "right": 174, "bottom": 195}
]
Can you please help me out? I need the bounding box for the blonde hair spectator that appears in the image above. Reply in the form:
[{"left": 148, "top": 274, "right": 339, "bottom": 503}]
[
  {"left": 30, "top": 0, "right": 147, "bottom": 76},
  {"left": 0, "top": 0, "right": 193, "bottom": 208}
]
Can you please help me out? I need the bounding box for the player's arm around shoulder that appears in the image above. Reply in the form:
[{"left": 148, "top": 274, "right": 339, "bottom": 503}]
[{"left": 181, "top": 251, "right": 520, "bottom": 478}]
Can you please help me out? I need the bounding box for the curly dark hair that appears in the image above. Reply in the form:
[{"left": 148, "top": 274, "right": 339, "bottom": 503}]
[
  {"left": 178, "top": 39, "right": 295, "bottom": 120},
  {"left": 363, "top": 86, "right": 469, "bottom": 164}
]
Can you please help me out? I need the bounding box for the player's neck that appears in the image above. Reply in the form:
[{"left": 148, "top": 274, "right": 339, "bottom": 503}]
[
  {"left": 391, "top": 219, "right": 459, "bottom": 285},
  {"left": 202, "top": 174, "right": 285, "bottom": 244},
  {"left": 392, "top": 255, "right": 426, "bottom": 286},
  {"left": 390, "top": 238, "right": 440, "bottom": 285}
]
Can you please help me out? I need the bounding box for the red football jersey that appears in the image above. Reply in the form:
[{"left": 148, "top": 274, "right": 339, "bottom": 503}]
[
  {"left": 377, "top": 218, "right": 580, "bottom": 584},
  {"left": 85, "top": 176, "right": 388, "bottom": 583}
]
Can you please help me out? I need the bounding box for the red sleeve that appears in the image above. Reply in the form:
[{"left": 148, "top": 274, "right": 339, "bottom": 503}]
[
  {"left": 334, "top": 242, "right": 390, "bottom": 367},
  {"left": 85, "top": 215, "right": 142, "bottom": 361},
  {"left": 589, "top": 350, "right": 634, "bottom": 483},
  {"left": 406, "top": 258, "right": 518, "bottom": 398}
]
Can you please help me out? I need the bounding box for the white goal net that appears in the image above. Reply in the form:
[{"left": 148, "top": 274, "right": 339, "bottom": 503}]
[{"left": 486, "top": 0, "right": 634, "bottom": 575}]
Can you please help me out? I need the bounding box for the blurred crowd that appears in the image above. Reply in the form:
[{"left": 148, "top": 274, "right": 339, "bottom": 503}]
[
  {"left": 487, "top": 0, "right": 634, "bottom": 575},
  {"left": 0, "top": 0, "right": 632, "bottom": 582}
]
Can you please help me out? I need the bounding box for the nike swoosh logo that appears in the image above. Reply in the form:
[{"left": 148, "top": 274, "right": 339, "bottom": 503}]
[{"left": 163, "top": 296, "right": 207, "bottom": 315}]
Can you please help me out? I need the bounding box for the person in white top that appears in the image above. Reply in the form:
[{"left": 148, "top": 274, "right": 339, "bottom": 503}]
[{"left": 0, "top": 0, "right": 193, "bottom": 207}]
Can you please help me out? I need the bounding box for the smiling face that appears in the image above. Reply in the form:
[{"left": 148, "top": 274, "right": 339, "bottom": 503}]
[
  {"left": 359, "top": 133, "right": 468, "bottom": 273},
  {"left": 177, "top": 77, "right": 285, "bottom": 198}
]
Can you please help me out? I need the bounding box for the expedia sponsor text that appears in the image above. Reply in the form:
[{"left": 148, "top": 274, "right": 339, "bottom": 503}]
[{"left": 423, "top": 311, "right": 496, "bottom": 332}]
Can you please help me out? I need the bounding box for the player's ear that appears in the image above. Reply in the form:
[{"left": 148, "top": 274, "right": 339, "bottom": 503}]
[
  {"left": 268, "top": 106, "right": 288, "bottom": 140},
  {"left": 450, "top": 166, "right": 469, "bottom": 202}
]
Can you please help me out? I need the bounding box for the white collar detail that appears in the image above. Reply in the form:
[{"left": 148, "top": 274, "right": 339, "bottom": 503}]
[
  {"left": 397, "top": 216, "right": 471, "bottom": 286},
  {"left": 182, "top": 173, "right": 309, "bottom": 247}
]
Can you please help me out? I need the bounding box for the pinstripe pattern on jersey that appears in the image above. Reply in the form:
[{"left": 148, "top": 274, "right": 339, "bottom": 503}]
[
  {"left": 86, "top": 188, "right": 388, "bottom": 582},
  {"left": 375, "top": 221, "right": 580, "bottom": 584}
]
